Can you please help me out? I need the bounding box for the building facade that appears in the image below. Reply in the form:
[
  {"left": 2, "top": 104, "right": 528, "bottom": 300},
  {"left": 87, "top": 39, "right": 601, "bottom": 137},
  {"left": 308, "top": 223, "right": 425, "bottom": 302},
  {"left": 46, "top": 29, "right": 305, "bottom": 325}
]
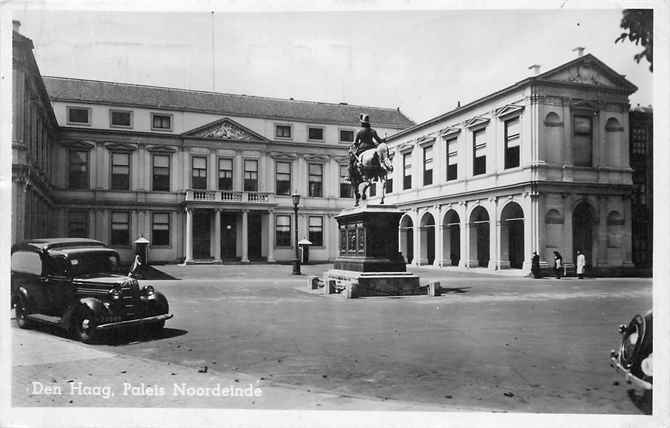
[
  {"left": 11, "top": 21, "right": 60, "bottom": 245},
  {"left": 629, "top": 106, "right": 653, "bottom": 271},
  {"left": 11, "top": 25, "right": 413, "bottom": 265},
  {"left": 370, "top": 53, "right": 638, "bottom": 275}
]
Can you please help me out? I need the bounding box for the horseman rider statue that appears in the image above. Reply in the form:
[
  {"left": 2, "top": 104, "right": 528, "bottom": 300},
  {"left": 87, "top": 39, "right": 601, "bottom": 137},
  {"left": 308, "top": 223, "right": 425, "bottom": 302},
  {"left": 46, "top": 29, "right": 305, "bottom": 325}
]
[{"left": 348, "top": 113, "right": 391, "bottom": 206}]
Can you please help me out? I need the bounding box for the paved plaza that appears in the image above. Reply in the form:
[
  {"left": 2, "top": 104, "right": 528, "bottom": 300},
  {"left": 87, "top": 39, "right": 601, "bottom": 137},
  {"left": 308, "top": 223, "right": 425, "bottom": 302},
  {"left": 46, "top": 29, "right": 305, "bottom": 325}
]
[{"left": 12, "top": 264, "right": 652, "bottom": 413}]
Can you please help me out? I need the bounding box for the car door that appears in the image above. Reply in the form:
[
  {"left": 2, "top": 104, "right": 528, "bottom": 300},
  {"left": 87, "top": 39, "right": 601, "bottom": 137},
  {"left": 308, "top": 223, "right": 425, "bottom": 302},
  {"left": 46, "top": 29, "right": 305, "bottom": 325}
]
[
  {"left": 11, "top": 250, "right": 47, "bottom": 312},
  {"left": 42, "top": 255, "right": 73, "bottom": 315}
]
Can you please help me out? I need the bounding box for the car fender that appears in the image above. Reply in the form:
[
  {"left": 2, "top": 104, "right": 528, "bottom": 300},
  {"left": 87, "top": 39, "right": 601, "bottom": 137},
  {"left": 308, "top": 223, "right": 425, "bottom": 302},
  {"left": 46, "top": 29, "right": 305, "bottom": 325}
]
[
  {"left": 62, "top": 297, "right": 105, "bottom": 328},
  {"left": 151, "top": 291, "right": 169, "bottom": 314},
  {"left": 12, "top": 286, "right": 31, "bottom": 309}
]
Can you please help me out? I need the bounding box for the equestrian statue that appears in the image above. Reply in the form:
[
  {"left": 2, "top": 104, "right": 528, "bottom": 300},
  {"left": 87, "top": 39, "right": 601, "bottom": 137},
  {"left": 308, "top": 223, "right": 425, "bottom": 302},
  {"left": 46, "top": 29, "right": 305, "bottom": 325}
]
[{"left": 348, "top": 113, "right": 394, "bottom": 207}]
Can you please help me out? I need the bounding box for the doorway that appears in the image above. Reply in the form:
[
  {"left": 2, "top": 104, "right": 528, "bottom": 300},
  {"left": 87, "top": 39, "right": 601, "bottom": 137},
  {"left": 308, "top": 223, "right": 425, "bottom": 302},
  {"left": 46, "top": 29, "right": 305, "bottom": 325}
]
[
  {"left": 248, "top": 214, "right": 262, "bottom": 260},
  {"left": 573, "top": 202, "right": 595, "bottom": 266},
  {"left": 193, "top": 210, "right": 211, "bottom": 259}
]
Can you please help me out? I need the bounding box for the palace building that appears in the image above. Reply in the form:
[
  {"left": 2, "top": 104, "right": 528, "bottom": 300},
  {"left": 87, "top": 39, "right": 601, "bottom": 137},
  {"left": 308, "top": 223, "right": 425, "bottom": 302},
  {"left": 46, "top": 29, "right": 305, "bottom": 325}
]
[
  {"left": 11, "top": 22, "right": 413, "bottom": 264},
  {"left": 371, "top": 52, "right": 639, "bottom": 275}
]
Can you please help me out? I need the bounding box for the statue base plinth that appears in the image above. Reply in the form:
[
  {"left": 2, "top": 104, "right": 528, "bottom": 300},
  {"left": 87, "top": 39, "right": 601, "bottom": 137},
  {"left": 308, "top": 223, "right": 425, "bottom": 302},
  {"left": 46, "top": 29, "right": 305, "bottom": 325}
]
[{"left": 324, "top": 269, "right": 421, "bottom": 298}]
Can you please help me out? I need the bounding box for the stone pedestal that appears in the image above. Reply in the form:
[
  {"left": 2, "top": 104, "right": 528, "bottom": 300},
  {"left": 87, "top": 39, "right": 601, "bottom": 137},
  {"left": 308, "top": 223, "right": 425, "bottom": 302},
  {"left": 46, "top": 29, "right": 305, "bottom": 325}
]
[{"left": 325, "top": 204, "right": 421, "bottom": 298}]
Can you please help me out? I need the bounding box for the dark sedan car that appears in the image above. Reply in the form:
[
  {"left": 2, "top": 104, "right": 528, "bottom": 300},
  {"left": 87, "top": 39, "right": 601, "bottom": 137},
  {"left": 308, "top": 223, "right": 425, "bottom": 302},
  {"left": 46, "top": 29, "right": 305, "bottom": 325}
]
[
  {"left": 610, "top": 310, "right": 653, "bottom": 390},
  {"left": 11, "top": 238, "right": 172, "bottom": 343}
]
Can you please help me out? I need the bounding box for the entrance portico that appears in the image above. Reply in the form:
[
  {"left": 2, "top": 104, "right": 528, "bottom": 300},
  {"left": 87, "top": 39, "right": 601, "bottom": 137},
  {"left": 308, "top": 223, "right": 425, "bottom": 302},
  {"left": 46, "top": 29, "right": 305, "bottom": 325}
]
[{"left": 183, "top": 190, "right": 278, "bottom": 264}]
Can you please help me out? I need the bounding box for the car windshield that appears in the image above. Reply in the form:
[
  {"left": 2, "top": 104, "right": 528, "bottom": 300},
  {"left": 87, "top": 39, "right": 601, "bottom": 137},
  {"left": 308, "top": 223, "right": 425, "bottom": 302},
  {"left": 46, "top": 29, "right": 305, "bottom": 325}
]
[{"left": 68, "top": 252, "right": 121, "bottom": 276}]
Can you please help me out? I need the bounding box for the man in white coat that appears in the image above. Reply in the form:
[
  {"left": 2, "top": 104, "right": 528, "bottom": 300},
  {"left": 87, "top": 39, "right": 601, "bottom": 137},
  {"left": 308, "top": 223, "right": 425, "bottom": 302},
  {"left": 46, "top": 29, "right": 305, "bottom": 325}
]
[{"left": 576, "top": 250, "right": 586, "bottom": 279}]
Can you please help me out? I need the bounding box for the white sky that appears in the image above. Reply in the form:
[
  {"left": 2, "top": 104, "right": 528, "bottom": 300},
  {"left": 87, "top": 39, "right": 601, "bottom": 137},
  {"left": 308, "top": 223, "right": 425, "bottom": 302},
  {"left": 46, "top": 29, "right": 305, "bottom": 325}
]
[{"left": 14, "top": 7, "right": 653, "bottom": 124}]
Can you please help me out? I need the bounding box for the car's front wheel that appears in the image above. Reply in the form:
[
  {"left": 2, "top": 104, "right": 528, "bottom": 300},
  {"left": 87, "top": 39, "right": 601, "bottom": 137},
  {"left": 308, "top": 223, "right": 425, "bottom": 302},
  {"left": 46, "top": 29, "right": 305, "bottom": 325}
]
[
  {"left": 71, "top": 307, "right": 98, "bottom": 344},
  {"left": 14, "top": 295, "right": 31, "bottom": 329}
]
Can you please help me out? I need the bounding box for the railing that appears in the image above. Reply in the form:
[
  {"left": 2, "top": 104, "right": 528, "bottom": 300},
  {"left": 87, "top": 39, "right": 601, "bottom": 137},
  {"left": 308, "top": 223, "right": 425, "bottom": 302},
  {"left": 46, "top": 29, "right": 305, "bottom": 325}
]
[{"left": 185, "top": 190, "right": 274, "bottom": 204}]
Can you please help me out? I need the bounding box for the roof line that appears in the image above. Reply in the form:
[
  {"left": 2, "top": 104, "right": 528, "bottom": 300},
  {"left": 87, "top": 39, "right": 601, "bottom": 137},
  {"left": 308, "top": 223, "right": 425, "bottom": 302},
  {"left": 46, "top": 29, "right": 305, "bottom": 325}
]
[{"left": 41, "top": 75, "right": 408, "bottom": 114}]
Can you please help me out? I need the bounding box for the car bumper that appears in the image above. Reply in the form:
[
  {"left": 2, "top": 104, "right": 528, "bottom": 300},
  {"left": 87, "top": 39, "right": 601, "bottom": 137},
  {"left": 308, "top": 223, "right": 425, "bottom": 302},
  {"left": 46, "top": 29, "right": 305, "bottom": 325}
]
[
  {"left": 96, "top": 313, "right": 173, "bottom": 331},
  {"left": 610, "top": 356, "right": 652, "bottom": 390}
]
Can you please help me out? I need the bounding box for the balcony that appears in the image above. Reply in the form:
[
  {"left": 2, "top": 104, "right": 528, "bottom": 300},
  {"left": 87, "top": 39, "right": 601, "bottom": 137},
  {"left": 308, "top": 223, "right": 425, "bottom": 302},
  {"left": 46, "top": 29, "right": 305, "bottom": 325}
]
[{"left": 184, "top": 189, "right": 276, "bottom": 205}]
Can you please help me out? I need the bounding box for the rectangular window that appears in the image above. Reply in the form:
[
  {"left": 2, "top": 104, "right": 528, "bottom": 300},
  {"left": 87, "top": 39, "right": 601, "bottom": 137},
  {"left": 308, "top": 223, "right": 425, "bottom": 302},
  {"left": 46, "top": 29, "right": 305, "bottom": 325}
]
[
  {"left": 276, "top": 215, "right": 291, "bottom": 247},
  {"left": 275, "top": 161, "right": 291, "bottom": 195},
  {"left": 192, "top": 156, "right": 207, "bottom": 189},
  {"left": 340, "top": 129, "right": 354, "bottom": 143},
  {"left": 110, "top": 212, "right": 130, "bottom": 246},
  {"left": 111, "top": 152, "right": 130, "bottom": 191},
  {"left": 244, "top": 159, "right": 258, "bottom": 192},
  {"left": 473, "top": 128, "right": 487, "bottom": 176},
  {"left": 308, "top": 127, "right": 324, "bottom": 141},
  {"left": 218, "top": 158, "right": 233, "bottom": 191},
  {"left": 403, "top": 153, "right": 412, "bottom": 190},
  {"left": 504, "top": 117, "right": 520, "bottom": 169},
  {"left": 152, "top": 154, "right": 170, "bottom": 191},
  {"left": 110, "top": 110, "right": 132, "bottom": 128},
  {"left": 385, "top": 178, "right": 393, "bottom": 194},
  {"left": 339, "top": 165, "right": 352, "bottom": 198},
  {"left": 152, "top": 213, "right": 170, "bottom": 246},
  {"left": 308, "top": 216, "right": 323, "bottom": 246},
  {"left": 68, "top": 210, "right": 88, "bottom": 238},
  {"left": 308, "top": 163, "right": 323, "bottom": 197},
  {"left": 446, "top": 137, "right": 458, "bottom": 181},
  {"left": 276, "top": 125, "right": 291, "bottom": 139},
  {"left": 368, "top": 183, "right": 377, "bottom": 197},
  {"left": 573, "top": 115, "right": 593, "bottom": 167},
  {"left": 67, "top": 106, "right": 90, "bottom": 125},
  {"left": 152, "top": 113, "right": 172, "bottom": 131},
  {"left": 69, "top": 149, "right": 89, "bottom": 189},
  {"left": 423, "top": 145, "right": 433, "bottom": 186}
]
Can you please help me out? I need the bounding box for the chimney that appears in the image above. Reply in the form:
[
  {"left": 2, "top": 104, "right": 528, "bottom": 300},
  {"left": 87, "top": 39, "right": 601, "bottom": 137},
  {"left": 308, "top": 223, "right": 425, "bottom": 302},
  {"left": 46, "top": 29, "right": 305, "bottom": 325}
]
[
  {"left": 12, "top": 20, "right": 20, "bottom": 33},
  {"left": 572, "top": 46, "right": 585, "bottom": 57},
  {"left": 528, "top": 64, "right": 541, "bottom": 75},
  {"left": 457, "top": 100, "right": 461, "bottom": 108}
]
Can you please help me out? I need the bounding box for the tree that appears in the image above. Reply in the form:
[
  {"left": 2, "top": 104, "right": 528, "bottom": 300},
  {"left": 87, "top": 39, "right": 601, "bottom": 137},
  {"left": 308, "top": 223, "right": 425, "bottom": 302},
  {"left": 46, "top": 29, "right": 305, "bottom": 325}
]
[{"left": 615, "top": 9, "right": 653, "bottom": 72}]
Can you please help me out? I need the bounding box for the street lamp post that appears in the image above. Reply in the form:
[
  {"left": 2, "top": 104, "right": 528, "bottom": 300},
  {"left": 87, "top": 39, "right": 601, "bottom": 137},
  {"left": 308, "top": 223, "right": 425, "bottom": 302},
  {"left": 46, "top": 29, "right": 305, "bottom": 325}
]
[{"left": 292, "top": 192, "right": 301, "bottom": 275}]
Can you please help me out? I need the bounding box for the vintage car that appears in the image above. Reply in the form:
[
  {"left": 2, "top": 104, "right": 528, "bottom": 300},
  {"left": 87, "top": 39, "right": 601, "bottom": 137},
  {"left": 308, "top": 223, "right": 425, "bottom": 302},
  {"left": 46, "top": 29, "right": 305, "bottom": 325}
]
[
  {"left": 610, "top": 310, "right": 653, "bottom": 390},
  {"left": 11, "top": 238, "right": 172, "bottom": 343}
]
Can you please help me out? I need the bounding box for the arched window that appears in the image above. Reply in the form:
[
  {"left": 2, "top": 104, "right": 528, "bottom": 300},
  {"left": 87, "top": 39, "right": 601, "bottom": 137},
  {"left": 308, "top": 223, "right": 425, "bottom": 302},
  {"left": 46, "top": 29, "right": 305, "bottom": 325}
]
[{"left": 543, "top": 112, "right": 563, "bottom": 164}]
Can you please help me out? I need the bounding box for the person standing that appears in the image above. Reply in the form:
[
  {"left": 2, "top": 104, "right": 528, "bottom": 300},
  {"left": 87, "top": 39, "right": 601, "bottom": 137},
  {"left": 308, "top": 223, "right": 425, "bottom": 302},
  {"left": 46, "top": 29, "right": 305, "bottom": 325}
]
[
  {"left": 531, "top": 251, "right": 541, "bottom": 278},
  {"left": 553, "top": 251, "right": 562, "bottom": 279},
  {"left": 576, "top": 250, "right": 586, "bottom": 279}
]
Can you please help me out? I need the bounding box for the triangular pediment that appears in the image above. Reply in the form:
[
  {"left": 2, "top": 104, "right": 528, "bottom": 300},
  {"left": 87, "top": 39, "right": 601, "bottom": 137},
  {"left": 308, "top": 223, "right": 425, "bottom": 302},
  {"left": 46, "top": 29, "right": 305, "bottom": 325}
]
[
  {"left": 464, "top": 116, "right": 491, "bottom": 129},
  {"left": 440, "top": 126, "right": 461, "bottom": 138},
  {"left": 183, "top": 118, "right": 268, "bottom": 142},
  {"left": 538, "top": 54, "right": 637, "bottom": 93},
  {"left": 495, "top": 104, "right": 525, "bottom": 119}
]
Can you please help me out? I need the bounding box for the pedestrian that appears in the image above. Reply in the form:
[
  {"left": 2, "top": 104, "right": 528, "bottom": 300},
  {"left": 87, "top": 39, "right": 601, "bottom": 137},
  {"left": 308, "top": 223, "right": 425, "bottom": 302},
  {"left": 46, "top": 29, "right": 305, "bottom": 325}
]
[
  {"left": 553, "top": 251, "right": 562, "bottom": 279},
  {"left": 128, "top": 251, "right": 142, "bottom": 278},
  {"left": 531, "top": 251, "right": 541, "bottom": 278},
  {"left": 576, "top": 250, "right": 586, "bottom": 279}
]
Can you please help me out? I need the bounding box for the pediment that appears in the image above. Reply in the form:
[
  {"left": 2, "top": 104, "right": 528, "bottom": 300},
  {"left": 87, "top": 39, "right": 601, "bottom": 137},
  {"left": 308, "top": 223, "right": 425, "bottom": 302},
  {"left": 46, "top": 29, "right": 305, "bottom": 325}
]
[
  {"left": 440, "top": 126, "right": 461, "bottom": 138},
  {"left": 495, "top": 104, "right": 525, "bottom": 119},
  {"left": 538, "top": 55, "right": 637, "bottom": 93},
  {"left": 464, "top": 116, "right": 490, "bottom": 129},
  {"left": 104, "top": 142, "right": 138, "bottom": 152},
  {"left": 183, "top": 118, "right": 268, "bottom": 142}
]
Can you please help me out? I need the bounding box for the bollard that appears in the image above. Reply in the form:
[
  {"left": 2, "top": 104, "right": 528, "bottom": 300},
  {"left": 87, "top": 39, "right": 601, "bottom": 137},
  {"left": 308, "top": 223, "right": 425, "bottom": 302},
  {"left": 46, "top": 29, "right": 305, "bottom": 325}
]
[
  {"left": 428, "top": 281, "right": 441, "bottom": 297},
  {"left": 311, "top": 276, "right": 321, "bottom": 290},
  {"left": 325, "top": 279, "right": 336, "bottom": 295}
]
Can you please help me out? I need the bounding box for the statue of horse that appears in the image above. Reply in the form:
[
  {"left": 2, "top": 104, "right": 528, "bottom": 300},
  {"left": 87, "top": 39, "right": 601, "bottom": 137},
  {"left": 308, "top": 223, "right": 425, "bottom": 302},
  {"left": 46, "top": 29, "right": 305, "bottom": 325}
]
[{"left": 348, "top": 142, "right": 394, "bottom": 207}]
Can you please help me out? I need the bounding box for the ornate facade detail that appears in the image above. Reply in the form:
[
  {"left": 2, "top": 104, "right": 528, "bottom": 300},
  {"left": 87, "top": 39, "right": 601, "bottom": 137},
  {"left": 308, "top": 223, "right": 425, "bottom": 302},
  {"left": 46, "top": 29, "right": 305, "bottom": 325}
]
[
  {"left": 184, "top": 118, "right": 267, "bottom": 142},
  {"left": 495, "top": 104, "right": 525, "bottom": 119},
  {"left": 464, "top": 115, "right": 490, "bottom": 129},
  {"left": 440, "top": 125, "right": 461, "bottom": 138}
]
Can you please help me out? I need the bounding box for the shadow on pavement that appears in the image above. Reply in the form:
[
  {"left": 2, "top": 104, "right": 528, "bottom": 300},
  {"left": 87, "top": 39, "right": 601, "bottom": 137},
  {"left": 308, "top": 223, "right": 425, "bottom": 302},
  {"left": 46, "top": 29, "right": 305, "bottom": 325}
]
[
  {"left": 440, "top": 286, "right": 471, "bottom": 294},
  {"left": 627, "top": 388, "right": 652, "bottom": 415},
  {"left": 106, "top": 327, "right": 188, "bottom": 346},
  {"left": 135, "top": 266, "right": 180, "bottom": 280}
]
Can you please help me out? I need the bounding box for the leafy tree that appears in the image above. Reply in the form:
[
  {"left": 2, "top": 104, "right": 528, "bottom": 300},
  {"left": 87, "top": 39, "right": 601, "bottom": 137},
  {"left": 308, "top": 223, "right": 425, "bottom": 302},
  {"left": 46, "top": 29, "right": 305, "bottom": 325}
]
[{"left": 615, "top": 9, "right": 653, "bottom": 72}]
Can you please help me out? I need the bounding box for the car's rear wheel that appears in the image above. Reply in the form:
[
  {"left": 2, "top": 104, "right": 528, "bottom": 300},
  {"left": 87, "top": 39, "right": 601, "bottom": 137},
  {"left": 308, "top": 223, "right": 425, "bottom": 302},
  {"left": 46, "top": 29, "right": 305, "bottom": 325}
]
[
  {"left": 72, "top": 307, "right": 98, "bottom": 344},
  {"left": 14, "top": 295, "right": 31, "bottom": 329}
]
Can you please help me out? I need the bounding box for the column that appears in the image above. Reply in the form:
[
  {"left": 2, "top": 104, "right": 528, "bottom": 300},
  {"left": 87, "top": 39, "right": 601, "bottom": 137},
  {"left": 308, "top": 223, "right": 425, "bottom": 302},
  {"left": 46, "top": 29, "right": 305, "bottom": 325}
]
[
  {"left": 434, "top": 208, "right": 443, "bottom": 267},
  {"left": 622, "top": 196, "right": 634, "bottom": 267},
  {"left": 267, "top": 210, "right": 275, "bottom": 262},
  {"left": 596, "top": 196, "right": 608, "bottom": 267},
  {"left": 413, "top": 211, "right": 421, "bottom": 266},
  {"left": 184, "top": 207, "right": 193, "bottom": 263},
  {"left": 233, "top": 152, "right": 242, "bottom": 191},
  {"left": 489, "top": 198, "right": 498, "bottom": 270},
  {"left": 562, "top": 194, "right": 574, "bottom": 266},
  {"left": 214, "top": 209, "right": 222, "bottom": 262},
  {"left": 208, "top": 150, "right": 217, "bottom": 190},
  {"left": 241, "top": 209, "right": 249, "bottom": 263}
]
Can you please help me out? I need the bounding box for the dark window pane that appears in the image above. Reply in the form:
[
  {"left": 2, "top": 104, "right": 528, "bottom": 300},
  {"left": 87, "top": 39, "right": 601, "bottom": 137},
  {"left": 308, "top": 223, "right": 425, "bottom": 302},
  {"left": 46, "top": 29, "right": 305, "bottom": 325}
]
[
  {"left": 340, "top": 130, "right": 354, "bottom": 142},
  {"left": 68, "top": 210, "right": 88, "bottom": 238},
  {"left": 192, "top": 157, "right": 207, "bottom": 189},
  {"left": 308, "top": 128, "right": 323, "bottom": 140},
  {"left": 68, "top": 108, "right": 89, "bottom": 124},
  {"left": 276, "top": 215, "right": 291, "bottom": 247},
  {"left": 423, "top": 170, "right": 433, "bottom": 185},
  {"left": 69, "top": 150, "right": 88, "bottom": 189},
  {"left": 403, "top": 175, "right": 412, "bottom": 190},
  {"left": 110, "top": 212, "right": 129, "bottom": 246},
  {"left": 152, "top": 213, "right": 170, "bottom": 246},
  {"left": 385, "top": 178, "right": 393, "bottom": 193},
  {"left": 474, "top": 156, "right": 486, "bottom": 175},
  {"left": 447, "top": 164, "right": 458, "bottom": 181},
  {"left": 153, "top": 155, "right": 170, "bottom": 191},
  {"left": 309, "top": 163, "right": 323, "bottom": 197},
  {"left": 368, "top": 184, "right": 376, "bottom": 197},
  {"left": 505, "top": 146, "right": 520, "bottom": 169},
  {"left": 111, "top": 111, "right": 131, "bottom": 127},
  {"left": 276, "top": 126, "right": 291, "bottom": 138},
  {"left": 153, "top": 114, "right": 171, "bottom": 129}
]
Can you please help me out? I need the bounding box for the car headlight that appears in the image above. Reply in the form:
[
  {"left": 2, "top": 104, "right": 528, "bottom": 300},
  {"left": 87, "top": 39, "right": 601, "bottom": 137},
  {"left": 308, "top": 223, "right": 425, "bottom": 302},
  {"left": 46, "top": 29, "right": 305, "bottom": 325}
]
[
  {"left": 143, "top": 285, "right": 155, "bottom": 296},
  {"left": 641, "top": 354, "right": 653, "bottom": 377},
  {"left": 109, "top": 287, "right": 122, "bottom": 300}
]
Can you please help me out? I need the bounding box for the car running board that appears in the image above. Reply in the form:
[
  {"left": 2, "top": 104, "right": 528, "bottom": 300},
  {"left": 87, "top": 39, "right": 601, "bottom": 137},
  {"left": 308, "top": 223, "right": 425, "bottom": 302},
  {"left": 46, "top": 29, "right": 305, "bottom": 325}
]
[{"left": 26, "top": 313, "right": 62, "bottom": 325}]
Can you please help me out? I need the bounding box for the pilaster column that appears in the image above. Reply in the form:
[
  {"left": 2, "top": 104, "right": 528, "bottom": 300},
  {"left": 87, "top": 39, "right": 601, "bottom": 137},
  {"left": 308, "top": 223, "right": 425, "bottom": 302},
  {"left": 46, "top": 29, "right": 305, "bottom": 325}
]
[
  {"left": 562, "top": 194, "right": 574, "bottom": 265},
  {"left": 597, "top": 197, "right": 608, "bottom": 267},
  {"left": 489, "top": 198, "right": 498, "bottom": 270},
  {"left": 461, "top": 220, "right": 470, "bottom": 268},
  {"left": 622, "top": 196, "right": 634, "bottom": 267},
  {"left": 414, "top": 211, "right": 422, "bottom": 266},
  {"left": 267, "top": 210, "right": 276, "bottom": 262},
  {"left": 241, "top": 209, "right": 249, "bottom": 263},
  {"left": 434, "top": 208, "right": 443, "bottom": 267},
  {"left": 214, "top": 209, "right": 222, "bottom": 262},
  {"left": 184, "top": 207, "right": 193, "bottom": 263},
  {"left": 233, "top": 152, "right": 242, "bottom": 191}
]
